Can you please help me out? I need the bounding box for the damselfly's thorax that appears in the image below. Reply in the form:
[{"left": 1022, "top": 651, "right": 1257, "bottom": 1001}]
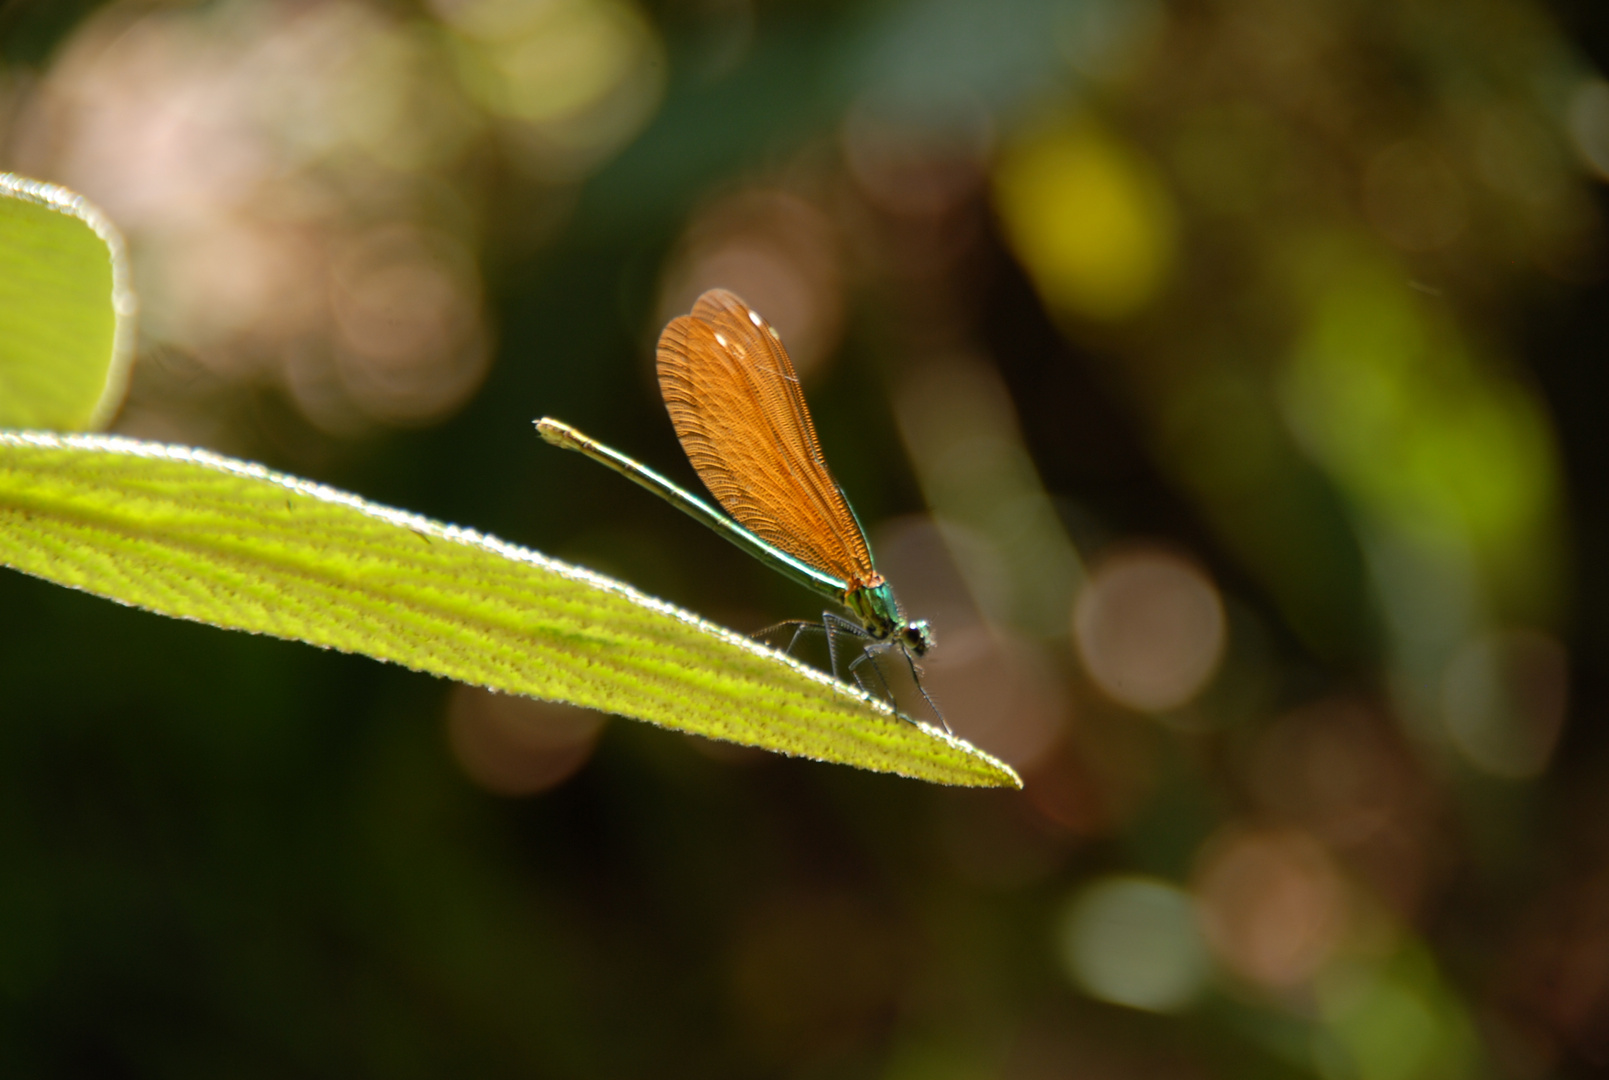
[{"left": 845, "top": 579, "right": 934, "bottom": 657}]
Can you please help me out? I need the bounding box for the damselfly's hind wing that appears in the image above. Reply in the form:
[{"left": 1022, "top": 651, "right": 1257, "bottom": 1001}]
[{"left": 657, "top": 289, "right": 878, "bottom": 588}]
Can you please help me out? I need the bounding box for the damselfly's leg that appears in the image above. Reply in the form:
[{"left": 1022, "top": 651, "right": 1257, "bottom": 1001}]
[
  {"left": 820, "top": 612, "right": 868, "bottom": 682},
  {"left": 848, "top": 645, "right": 897, "bottom": 706},
  {"left": 754, "top": 618, "right": 822, "bottom": 656},
  {"left": 900, "top": 644, "right": 950, "bottom": 733}
]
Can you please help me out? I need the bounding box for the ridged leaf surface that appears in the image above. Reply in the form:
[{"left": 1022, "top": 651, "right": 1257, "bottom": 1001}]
[{"left": 0, "top": 432, "right": 1020, "bottom": 788}]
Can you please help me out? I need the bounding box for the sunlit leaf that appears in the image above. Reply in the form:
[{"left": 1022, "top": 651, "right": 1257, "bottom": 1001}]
[
  {"left": 0, "top": 175, "right": 135, "bottom": 431},
  {"left": 0, "top": 431, "right": 1019, "bottom": 789}
]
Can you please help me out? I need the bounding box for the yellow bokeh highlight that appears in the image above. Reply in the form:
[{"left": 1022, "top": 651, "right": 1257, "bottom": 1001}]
[{"left": 993, "top": 118, "right": 1176, "bottom": 321}]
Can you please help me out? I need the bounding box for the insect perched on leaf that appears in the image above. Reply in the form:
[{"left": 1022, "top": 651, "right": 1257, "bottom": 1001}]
[{"left": 536, "top": 288, "right": 942, "bottom": 725}]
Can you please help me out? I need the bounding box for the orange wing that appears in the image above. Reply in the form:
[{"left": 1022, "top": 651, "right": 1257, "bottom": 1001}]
[{"left": 657, "top": 289, "right": 879, "bottom": 589}]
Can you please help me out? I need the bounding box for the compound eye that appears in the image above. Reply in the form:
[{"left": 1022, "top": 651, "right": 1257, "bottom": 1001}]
[{"left": 903, "top": 620, "right": 936, "bottom": 657}]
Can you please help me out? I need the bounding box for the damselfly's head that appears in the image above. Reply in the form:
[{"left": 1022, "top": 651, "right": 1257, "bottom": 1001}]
[{"left": 901, "top": 619, "right": 935, "bottom": 658}]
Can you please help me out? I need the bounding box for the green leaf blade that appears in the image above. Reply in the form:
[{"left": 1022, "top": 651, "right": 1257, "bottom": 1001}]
[
  {"left": 0, "top": 175, "right": 136, "bottom": 431},
  {"left": 0, "top": 432, "right": 1020, "bottom": 788}
]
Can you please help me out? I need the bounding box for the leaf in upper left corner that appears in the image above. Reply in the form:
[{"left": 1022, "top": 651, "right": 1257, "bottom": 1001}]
[{"left": 0, "top": 173, "right": 136, "bottom": 431}]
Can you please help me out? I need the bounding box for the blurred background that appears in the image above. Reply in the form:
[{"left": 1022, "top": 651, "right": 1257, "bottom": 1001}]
[{"left": 1, "top": 0, "right": 1607, "bottom": 1075}]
